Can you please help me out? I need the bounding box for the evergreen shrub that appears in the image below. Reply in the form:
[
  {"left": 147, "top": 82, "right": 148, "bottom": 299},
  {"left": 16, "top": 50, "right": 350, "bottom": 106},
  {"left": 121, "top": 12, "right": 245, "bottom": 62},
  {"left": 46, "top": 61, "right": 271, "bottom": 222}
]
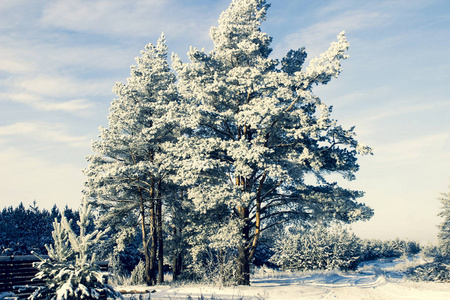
[{"left": 269, "top": 224, "right": 361, "bottom": 271}]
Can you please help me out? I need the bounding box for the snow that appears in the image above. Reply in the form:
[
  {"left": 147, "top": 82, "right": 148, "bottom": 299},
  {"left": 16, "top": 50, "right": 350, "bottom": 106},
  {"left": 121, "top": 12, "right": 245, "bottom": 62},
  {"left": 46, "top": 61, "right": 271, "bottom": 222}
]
[{"left": 115, "top": 256, "right": 450, "bottom": 299}]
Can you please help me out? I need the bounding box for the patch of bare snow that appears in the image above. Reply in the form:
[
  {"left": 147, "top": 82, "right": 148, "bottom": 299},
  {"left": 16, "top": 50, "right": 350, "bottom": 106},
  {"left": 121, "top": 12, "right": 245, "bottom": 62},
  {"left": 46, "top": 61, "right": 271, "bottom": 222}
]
[{"left": 116, "top": 256, "right": 450, "bottom": 299}]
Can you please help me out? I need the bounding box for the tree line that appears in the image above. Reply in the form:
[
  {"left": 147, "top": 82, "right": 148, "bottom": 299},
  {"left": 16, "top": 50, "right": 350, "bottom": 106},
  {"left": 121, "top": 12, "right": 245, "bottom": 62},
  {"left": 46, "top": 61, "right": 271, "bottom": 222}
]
[
  {"left": 0, "top": 202, "right": 420, "bottom": 275},
  {"left": 3, "top": 190, "right": 450, "bottom": 285},
  {"left": 0, "top": 201, "right": 78, "bottom": 256}
]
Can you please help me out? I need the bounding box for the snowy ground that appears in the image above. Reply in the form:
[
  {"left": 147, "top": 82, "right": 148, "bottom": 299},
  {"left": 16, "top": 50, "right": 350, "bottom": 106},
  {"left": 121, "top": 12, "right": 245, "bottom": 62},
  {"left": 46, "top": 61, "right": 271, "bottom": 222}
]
[{"left": 116, "top": 256, "right": 450, "bottom": 299}]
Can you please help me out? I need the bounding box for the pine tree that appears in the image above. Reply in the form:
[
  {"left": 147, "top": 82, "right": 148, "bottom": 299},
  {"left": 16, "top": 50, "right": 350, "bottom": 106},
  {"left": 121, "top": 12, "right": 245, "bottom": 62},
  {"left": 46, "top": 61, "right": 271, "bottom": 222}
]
[
  {"left": 30, "top": 199, "right": 122, "bottom": 300},
  {"left": 172, "top": 0, "right": 373, "bottom": 285},
  {"left": 84, "top": 34, "right": 179, "bottom": 285},
  {"left": 438, "top": 184, "right": 450, "bottom": 256}
]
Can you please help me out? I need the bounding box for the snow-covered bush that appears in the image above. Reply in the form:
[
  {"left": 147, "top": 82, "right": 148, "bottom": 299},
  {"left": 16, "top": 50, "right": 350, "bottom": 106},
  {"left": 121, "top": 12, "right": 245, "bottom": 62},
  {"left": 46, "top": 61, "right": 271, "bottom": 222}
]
[
  {"left": 359, "top": 238, "right": 420, "bottom": 262},
  {"left": 30, "top": 199, "right": 122, "bottom": 300},
  {"left": 438, "top": 185, "right": 450, "bottom": 257},
  {"left": 269, "top": 224, "right": 361, "bottom": 271},
  {"left": 359, "top": 239, "right": 383, "bottom": 261},
  {"left": 421, "top": 244, "right": 440, "bottom": 257},
  {"left": 404, "top": 241, "right": 421, "bottom": 256},
  {"left": 131, "top": 261, "right": 146, "bottom": 285},
  {"left": 268, "top": 231, "right": 303, "bottom": 271},
  {"left": 101, "top": 227, "right": 144, "bottom": 281},
  {"left": 406, "top": 256, "right": 450, "bottom": 282},
  {"left": 406, "top": 187, "right": 450, "bottom": 282},
  {"left": 182, "top": 247, "right": 238, "bottom": 286},
  {"left": 381, "top": 238, "right": 405, "bottom": 258}
]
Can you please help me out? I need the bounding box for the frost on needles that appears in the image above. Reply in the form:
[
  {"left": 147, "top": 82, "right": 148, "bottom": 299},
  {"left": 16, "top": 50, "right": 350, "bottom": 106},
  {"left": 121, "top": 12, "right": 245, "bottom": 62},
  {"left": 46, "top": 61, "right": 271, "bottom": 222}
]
[
  {"left": 84, "top": 34, "right": 178, "bottom": 286},
  {"left": 172, "top": 0, "right": 373, "bottom": 285},
  {"left": 85, "top": 0, "right": 373, "bottom": 287}
]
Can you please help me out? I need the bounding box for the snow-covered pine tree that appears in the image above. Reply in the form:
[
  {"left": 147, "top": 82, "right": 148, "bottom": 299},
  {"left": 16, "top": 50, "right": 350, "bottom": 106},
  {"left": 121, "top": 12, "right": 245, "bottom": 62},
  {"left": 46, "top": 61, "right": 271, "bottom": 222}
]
[
  {"left": 30, "top": 199, "right": 122, "bottom": 300},
  {"left": 172, "top": 0, "right": 373, "bottom": 285},
  {"left": 84, "top": 34, "right": 179, "bottom": 285},
  {"left": 438, "top": 184, "right": 450, "bottom": 256}
]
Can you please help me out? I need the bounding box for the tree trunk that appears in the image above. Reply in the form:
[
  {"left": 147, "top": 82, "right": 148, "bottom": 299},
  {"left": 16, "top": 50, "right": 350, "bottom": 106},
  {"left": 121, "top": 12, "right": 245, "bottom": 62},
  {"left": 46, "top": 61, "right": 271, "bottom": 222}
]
[
  {"left": 140, "top": 199, "right": 152, "bottom": 286},
  {"left": 172, "top": 189, "right": 184, "bottom": 281},
  {"left": 237, "top": 206, "right": 250, "bottom": 285},
  {"left": 172, "top": 227, "right": 182, "bottom": 281},
  {"left": 175, "top": 251, "right": 183, "bottom": 279},
  {"left": 149, "top": 198, "right": 157, "bottom": 285},
  {"left": 172, "top": 251, "right": 179, "bottom": 281},
  {"left": 156, "top": 179, "right": 164, "bottom": 284},
  {"left": 249, "top": 172, "right": 266, "bottom": 261},
  {"left": 146, "top": 152, "right": 157, "bottom": 285},
  {"left": 140, "top": 181, "right": 156, "bottom": 286}
]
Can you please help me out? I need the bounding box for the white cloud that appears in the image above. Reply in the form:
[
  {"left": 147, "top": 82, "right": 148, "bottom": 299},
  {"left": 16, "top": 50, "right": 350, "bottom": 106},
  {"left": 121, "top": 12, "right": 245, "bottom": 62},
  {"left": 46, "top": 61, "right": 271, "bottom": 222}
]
[
  {"left": 273, "top": 9, "right": 389, "bottom": 59},
  {"left": 6, "top": 92, "right": 95, "bottom": 114},
  {"left": 317, "top": 86, "right": 392, "bottom": 108},
  {"left": 0, "top": 58, "right": 33, "bottom": 74},
  {"left": 271, "top": 0, "right": 440, "bottom": 62},
  {"left": 335, "top": 100, "right": 450, "bottom": 139},
  {"left": 0, "top": 0, "right": 26, "bottom": 10},
  {"left": 0, "top": 40, "right": 132, "bottom": 77},
  {"left": 371, "top": 133, "right": 449, "bottom": 166},
  {"left": 363, "top": 102, "right": 450, "bottom": 124},
  {"left": 16, "top": 75, "right": 109, "bottom": 98},
  {"left": 40, "top": 98, "right": 94, "bottom": 112},
  {"left": 1, "top": 74, "right": 112, "bottom": 115},
  {"left": 303, "top": 11, "right": 385, "bottom": 45},
  {"left": 40, "top": 0, "right": 216, "bottom": 42},
  {"left": 41, "top": 0, "right": 165, "bottom": 34},
  {"left": 0, "top": 122, "right": 91, "bottom": 148}
]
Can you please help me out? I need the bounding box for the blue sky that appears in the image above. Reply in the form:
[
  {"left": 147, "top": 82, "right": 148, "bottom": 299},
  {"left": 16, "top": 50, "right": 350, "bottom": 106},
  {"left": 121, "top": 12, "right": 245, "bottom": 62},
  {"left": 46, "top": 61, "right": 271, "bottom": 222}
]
[{"left": 0, "top": 0, "right": 448, "bottom": 244}]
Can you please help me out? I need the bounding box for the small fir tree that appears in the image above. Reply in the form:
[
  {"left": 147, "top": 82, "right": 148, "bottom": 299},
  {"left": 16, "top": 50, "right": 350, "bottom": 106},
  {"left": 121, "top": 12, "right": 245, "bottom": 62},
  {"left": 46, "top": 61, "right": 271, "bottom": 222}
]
[{"left": 30, "top": 199, "right": 122, "bottom": 300}]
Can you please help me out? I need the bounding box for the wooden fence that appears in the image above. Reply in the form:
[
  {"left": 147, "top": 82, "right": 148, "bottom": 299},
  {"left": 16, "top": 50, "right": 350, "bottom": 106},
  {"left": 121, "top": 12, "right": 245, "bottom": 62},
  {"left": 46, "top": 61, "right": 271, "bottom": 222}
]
[{"left": 0, "top": 255, "right": 108, "bottom": 299}]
